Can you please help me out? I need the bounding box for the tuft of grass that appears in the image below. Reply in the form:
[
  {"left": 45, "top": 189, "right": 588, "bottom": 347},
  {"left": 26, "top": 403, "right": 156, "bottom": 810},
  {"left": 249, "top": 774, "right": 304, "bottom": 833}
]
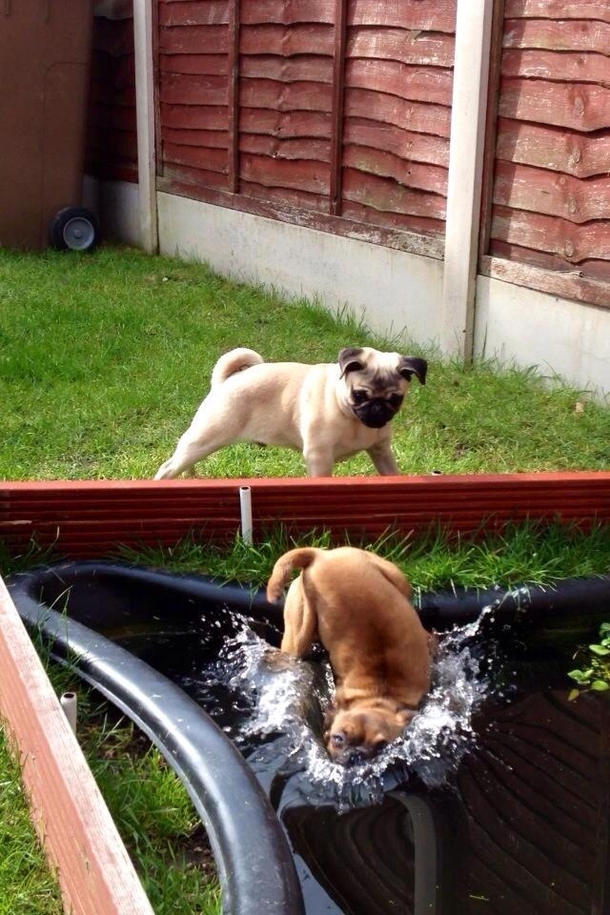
[
  {"left": 116, "top": 519, "right": 610, "bottom": 595},
  {"left": 1, "top": 245, "right": 609, "bottom": 480},
  {"left": 87, "top": 717, "right": 221, "bottom": 915},
  {"left": 0, "top": 729, "right": 64, "bottom": 915}
]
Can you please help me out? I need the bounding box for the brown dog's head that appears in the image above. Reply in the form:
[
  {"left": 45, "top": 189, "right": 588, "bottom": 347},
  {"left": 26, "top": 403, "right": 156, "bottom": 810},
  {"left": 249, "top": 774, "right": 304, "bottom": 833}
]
[
  {"left": 324, "top": 703, "right": 417, "bottom": 766},
  {"left": 338, "top": 347, "right": 427, "bottom": 430}
]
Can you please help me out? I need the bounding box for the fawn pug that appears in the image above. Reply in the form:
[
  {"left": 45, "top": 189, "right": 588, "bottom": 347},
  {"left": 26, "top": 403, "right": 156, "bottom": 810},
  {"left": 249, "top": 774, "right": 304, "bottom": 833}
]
[{"left": 155, "top": 346, "right": 426, "bottom": 479}]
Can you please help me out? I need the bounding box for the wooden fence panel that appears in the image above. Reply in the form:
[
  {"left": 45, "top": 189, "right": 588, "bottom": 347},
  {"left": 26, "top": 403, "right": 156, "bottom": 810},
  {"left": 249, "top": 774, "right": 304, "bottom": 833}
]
[
  {"left": 483, "top": 2, "right": 610, "bottom": 306},
  {"left": 156, "top": 0, "right": 455, "bottom": 253}
]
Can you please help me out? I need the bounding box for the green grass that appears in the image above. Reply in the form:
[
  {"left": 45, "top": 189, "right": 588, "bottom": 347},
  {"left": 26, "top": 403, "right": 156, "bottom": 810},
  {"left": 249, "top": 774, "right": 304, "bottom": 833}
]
[
  {"left": 1, "top": 242, "right": 610, "bottom": 914},
  {"left": 117, "top": 518, "right": 610, "bottom": 595},
  {"left": 1, "top": 245, "right": 609, "bottom": 480},
  {"left": 78, "top": 707, "right": 221, "bottom": 915},
  {"left": 0, "top": 730, "right": 64, "bottom": 915}
]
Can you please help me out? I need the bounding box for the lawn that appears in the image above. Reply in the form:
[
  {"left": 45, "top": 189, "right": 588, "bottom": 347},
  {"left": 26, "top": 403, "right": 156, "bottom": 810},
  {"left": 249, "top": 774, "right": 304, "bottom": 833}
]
[
  {"left": 1, "top": 245, "right": 609, "bottom": 481},
  {"left": 1, "top": 243, "right": 610, "bottom": 915}
]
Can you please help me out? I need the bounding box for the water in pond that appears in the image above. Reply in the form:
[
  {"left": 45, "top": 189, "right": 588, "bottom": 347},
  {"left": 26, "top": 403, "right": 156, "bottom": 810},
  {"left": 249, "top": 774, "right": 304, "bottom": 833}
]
[{"left": 114, "top": 602, "right": 610, "bottom": 915}]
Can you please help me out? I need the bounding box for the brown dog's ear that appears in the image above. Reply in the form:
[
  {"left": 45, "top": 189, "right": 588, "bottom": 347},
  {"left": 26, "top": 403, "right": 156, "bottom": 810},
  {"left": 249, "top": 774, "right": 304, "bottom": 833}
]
[
  {"left": 323, "top": 703, "right": 336, "bottom": 730},
  {"left": 398, "top": 356, "right": 427, "bottom": 385},
  {"left": 338, "top": 347, "right": 365, "bottom": 377}
]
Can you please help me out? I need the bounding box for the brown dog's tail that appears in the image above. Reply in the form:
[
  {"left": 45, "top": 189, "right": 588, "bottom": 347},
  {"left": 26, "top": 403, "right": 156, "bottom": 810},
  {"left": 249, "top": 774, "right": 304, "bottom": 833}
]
[
  {"left": 210, "top": 347, "right": 264, "bottom": 388},
  {"left": 266, "top": 547, "right": 323, "bottom": 602}
]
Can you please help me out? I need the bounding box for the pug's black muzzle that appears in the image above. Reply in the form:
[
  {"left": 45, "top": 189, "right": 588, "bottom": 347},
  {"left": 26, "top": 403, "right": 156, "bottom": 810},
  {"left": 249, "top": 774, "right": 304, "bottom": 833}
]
[{"left": 352, "top": 398, "right": 399, "bottom": 429}]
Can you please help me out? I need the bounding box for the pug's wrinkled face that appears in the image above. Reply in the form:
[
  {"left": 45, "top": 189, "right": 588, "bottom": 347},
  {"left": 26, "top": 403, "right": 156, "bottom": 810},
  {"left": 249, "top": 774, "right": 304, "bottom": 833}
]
[
  {"left": 324, "top": 705, "right": 416, "bottom": 766},
  {"left": 338, "top": 347, "right": 427, "bottom": 429}
]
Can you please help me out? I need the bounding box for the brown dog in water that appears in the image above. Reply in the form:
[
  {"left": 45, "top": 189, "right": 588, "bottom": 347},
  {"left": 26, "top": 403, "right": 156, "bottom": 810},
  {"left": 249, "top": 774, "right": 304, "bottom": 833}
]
[{"left": 266, "top": 546, "right": 436, "bottom": 765}]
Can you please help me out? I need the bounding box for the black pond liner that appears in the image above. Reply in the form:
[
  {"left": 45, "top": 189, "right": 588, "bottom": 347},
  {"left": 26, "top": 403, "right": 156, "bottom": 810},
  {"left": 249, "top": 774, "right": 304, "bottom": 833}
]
[{"left": 8, "top": 561, "right": 610, "bottom": 915}]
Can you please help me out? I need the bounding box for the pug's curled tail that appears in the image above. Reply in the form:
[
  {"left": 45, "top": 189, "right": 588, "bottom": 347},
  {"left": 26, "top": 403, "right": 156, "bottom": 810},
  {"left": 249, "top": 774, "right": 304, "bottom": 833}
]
[
  {"left": 210, "top": 347, "right": 264, "bottom": 388},
  {"left": 266, "top": 547, "right": 324, "bottom": 602}
]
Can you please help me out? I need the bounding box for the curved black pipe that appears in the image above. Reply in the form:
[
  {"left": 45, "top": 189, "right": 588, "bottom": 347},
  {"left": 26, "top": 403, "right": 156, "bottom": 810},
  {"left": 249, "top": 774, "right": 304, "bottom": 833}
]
[{"left": 10, "top": 569, "right": 304, "bottom": 915}]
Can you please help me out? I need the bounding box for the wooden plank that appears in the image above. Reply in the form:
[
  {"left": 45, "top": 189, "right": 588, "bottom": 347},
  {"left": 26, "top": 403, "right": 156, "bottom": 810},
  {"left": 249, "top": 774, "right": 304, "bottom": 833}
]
[
  {"left": 240, "top": 133, "right": 330, "bottom": 162},
  {"left": 232, "top": 178, "right": 328, "bottom": 210},
  {"left": 346, "top": 59, "right": 452, "bottom": 106},
  {"left": 347, "top": 27, "right": 454, "bottom": 68},
  {"left": 342, "top": 168, "right": 446, "bottom": 218},
  {"left": 495, "top": 117, "right": 610, "bottom": 180},
  {"left": 240, "top": 108, "right": 332, "bottom": 139},
  {"left": 155, "top": 173, "right": 446, "bottom": 258},
  {"left": 504, "top": 0, "right": 610, "bottom": 20},
  {"left": 345, "top": 90, "right": 451, "bottom": 137},
  {"left": 240, "top": 154, "right": 330, "bottom": 194},
  {"left": 329, "top": 0, "right": 347, "bottom": 215},
  {"left": 240, "top": 79, "right": 333, "bottom": 112},
  {"left": 164, "top": 163, "right": 230, "bottom": 189},
  {"left": 160, "top": 102, "right": 227, "bottom": 129},
  {"left": 491, "top": 205, "right": 610, "bottom": 264},
  {"left": 503, "top": 17, "right": 610, "bottom": 55},
  {"left": 240, "top": 0, "right": 335, "bottom": 25},
  {"left": 159, "top": 52, "right": 228, "bottom": 76},
  {"left": 342, "top": 147, "right": 447, "bottom": 196},
  {"left": 158, "top": 24, "right": 229, "bottom": 54},
  {"left": 240, "top": 55, "right": 334, "bottom": 83},
  {"left": 2, "top": 474, "right": 610, "bottom": 559},
  {"left": 347, "top": 0, "right": 456, "bottom": 33},
  {"left": 343, "top": 120, "right": 449, "bottom": 167},
  {"left": 502, "top": 48, "right": 610, "bottom": 84},
  {"left": 240, "top": 23, "right": 333, "bottom": 56},
  {"left": 165, "top": 126, "right": 228, "bottom": 148},
  {"left": 493, "top": 161, "right": 610, "bottom": 225},
  {"left": 158, "top": 0, "right": 229, "bottom": 27},
  {"left": 0, "top": 577, "right": 155, "bottom": 915},
  {"left": 481, "top": 253, "right": 610, "bottom": 309},
  {"left": 159, "top": 72, "right": 228, "bottom": 105},
  {"left": 489, "top": 240, "right": 610, "bottom": 283},
  {"left": 499, "top": 78, "right": 610, "bottom": 132},
  {"left": 163, "top": 142, "right": 228, "bottom": 173},
  {"left": 339, "top": 200, "right": 446, "bottom": 238}
]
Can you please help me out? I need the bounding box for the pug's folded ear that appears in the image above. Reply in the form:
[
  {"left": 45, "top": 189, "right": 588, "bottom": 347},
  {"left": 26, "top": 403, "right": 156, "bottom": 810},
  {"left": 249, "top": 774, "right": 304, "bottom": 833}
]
[
  {"left": 398, "top": 357, "right": 427, "bottom": 385},
  {"left": 338, "top": 347, "right": 365, "bottom": 377}
]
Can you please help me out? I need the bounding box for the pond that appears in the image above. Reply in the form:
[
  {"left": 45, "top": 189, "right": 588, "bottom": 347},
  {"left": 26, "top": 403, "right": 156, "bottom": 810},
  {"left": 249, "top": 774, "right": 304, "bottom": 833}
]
[{"left": 9, "top": 562, "right": 610, "bottom": 915}]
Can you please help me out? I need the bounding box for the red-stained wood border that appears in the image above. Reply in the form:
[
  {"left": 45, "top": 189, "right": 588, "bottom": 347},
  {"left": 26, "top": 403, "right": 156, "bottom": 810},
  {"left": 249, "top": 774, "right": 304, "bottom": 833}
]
[
  {"left": 1, "top": 473, "right": 609, "bottom": 559},
  {"left": 0, "top": 576, "right": 155, "bottom": 915}
]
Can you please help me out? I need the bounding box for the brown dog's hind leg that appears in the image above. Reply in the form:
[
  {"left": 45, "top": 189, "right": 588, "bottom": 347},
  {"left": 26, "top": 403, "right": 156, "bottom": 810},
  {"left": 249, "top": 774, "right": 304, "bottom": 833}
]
[{"left": 280, "top": 579, "right": 317, "bottom": 657}]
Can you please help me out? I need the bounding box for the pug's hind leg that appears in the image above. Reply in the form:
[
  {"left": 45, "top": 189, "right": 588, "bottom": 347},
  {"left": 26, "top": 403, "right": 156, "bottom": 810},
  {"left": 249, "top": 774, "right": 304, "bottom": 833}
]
[
  {"left": 154, "top": 437, "right": 218, "bottom": 479},
  {"left": 281, "top": 580, "right": 317, "bottom": 657}
]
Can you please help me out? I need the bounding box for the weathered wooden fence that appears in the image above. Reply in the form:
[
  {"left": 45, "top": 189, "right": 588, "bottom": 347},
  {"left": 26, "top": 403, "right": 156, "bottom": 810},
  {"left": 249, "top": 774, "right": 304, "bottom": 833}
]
[{"left": 87, "top": 0, "right": 610, "bottom": 309}]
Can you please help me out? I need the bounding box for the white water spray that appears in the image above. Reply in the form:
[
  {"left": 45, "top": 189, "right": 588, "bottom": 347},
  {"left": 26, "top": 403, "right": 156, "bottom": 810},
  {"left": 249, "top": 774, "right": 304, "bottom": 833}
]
[{"left": 202, "top": 606, "right": 497, "bottom": 807}]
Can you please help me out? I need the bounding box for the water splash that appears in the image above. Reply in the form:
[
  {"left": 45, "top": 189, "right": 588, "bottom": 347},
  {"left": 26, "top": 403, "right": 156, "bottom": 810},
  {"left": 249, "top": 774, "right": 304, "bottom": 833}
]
[{"left": 193, "top": 606, "right": 498, "bottom": 809}]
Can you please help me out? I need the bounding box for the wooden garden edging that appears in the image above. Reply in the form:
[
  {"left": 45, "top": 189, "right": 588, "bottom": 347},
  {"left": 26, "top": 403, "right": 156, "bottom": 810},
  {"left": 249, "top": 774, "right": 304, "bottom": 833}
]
[
  {"left": 1, "top": 472, "right": 609, "bottom": 558},
  {"left": 0, "top": 575, "right": 155, "bottom": 915}
]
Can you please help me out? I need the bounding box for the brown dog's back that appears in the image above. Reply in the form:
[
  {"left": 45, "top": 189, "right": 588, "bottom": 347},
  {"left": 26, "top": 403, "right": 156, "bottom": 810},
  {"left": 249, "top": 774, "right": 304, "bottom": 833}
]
[{"left": 266, "top": 546, "right": 432, "bottom": 709}]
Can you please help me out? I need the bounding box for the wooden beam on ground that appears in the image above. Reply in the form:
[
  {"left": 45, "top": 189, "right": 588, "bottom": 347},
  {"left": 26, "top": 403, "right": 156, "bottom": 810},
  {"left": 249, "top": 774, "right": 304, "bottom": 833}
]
[{"left": 0, "top": 575, "right": 155, "bottom": 915}]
